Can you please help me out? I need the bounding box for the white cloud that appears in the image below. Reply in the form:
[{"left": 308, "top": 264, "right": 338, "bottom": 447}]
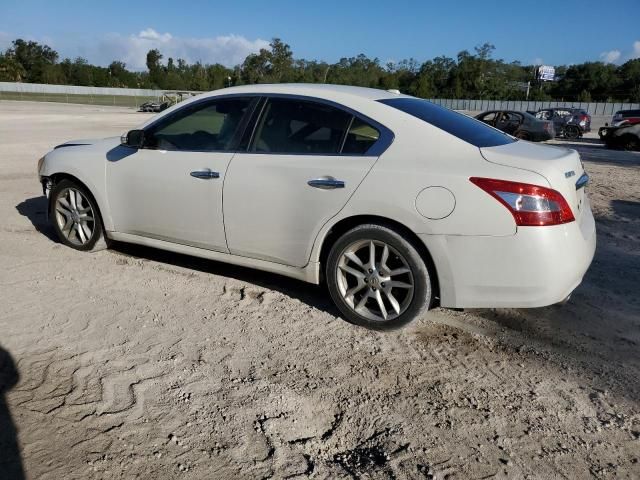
[
  {"left": 600, "top": 40, "right": 640, "bottom": 64},
  {"left": 600, "top": 49, "right": 621, "bottom": 64},
  {"left": 86, "top": 28, "right": 269, "bottom": 70}
]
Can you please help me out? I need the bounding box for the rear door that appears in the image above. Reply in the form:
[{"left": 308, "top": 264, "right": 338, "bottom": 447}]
[
  {"left": 223, "top": 97, "right": 385, "bottom": 267},
  {"left": 496, "top": 112, "right": 523, "bottom": 135}
]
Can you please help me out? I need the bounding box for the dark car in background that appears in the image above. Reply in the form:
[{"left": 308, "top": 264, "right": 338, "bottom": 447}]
[
  {"left": 610, "top": 109, "right": 640, "bottom": 127},
  {"left": 475, "top": 110, "right": 555, "bottom": 141},
  {"left": 533, "top": 108, "right": 591, "bottom": 139},
  {"left": 599, "top": 123, "right": 640, "bottom": 151},
  {"left": 138, "top": 101, "right": 169, "bottom": 113}
]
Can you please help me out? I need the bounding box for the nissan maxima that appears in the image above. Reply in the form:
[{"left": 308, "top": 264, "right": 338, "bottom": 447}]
[{"left": 37, "top": 84, "right": 596, "bottom": 330}]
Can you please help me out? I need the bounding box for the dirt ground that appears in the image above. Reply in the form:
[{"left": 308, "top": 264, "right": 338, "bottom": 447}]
[{"left": 0, "top": 100, "right": 638, "bottom": 480}]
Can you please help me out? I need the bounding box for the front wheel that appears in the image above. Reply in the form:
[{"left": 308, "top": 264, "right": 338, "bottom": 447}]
[
  {"left": 326, "top": 224, "right": 433, "bottom": 330},
  {"left": 49, "top": 179, "right": 106, "bottom": 251}
]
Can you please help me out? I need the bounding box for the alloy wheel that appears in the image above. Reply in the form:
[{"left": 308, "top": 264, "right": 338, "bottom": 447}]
[
  {"left": 336, "top": 239, "right": 414, "bottom": 322},
  {"left": 54, "top": 187, "right": 95, "bottom": 246}
]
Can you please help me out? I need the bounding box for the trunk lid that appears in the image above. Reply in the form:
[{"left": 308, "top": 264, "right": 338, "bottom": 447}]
[{"left": 480, "top": 141, "right": 587, "bottom": 221}]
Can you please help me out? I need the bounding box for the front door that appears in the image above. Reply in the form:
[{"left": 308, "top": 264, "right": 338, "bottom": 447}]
[
  {"left": 106, "top": 96, "right": 254, "bottom": 252},
  {"left": 224, "top": 97, "right": 383, "bottom": 267}
]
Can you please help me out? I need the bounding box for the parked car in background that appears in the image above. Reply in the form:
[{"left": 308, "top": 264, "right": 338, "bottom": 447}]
[
  {"left": 610, "top": 109, "right": 640, "bottom": 127},
  {"left": 599, "top": 123, "right": 640, "bottom": 151},
  {"left": 475, "top": 110, "right": 555, "bottom": 141},
  {"left": 138, "top": 101, "right": 169, "bottom": 113},
  {"left": 534, "top": 108, "right": 591, "bottom": 139},
  {"left": 37, "top": 84, "right": 595, "bottom": 330}
]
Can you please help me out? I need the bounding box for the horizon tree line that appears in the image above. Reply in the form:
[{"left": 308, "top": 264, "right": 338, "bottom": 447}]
[{"left": 1, "top": 38, "right": 639, "bottom": 102}]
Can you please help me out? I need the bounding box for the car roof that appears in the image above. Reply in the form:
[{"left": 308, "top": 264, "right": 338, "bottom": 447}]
[{"left": 197, "top": 83, "right": 406, "bottom": 102}]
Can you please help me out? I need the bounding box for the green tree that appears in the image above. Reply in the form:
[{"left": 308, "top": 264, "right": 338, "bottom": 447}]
[
  {"left": 5, "top": 39, "right": 58, "bottom": 82},
  {"left": 0, "top": 53, "right": 27, "bottom": 81}
]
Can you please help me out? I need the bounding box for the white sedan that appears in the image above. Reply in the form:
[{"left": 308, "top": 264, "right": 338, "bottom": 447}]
[{"left": 37, "top": 84, "right": 596, "bottom": 330}]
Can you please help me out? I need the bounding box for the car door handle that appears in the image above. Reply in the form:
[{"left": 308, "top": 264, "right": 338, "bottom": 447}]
[
  {"left": 307, "top": 176, "right": 345, "bottom": 190},
  {"left": 190, "top": 170, "right": 220, "bottom": 179}
]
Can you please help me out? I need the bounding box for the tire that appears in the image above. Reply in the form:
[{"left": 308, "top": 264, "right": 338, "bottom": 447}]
[
  {"left": 622, "top": 135, "right": 640, "bottom": 151},
  {"left": 564, "top": 125, "right": 580, "bottom": 140},
  {"left": 326, "top": 224, "right": 433, "bottom": 330},
  {"left": 49, "top": 179, "right": 107, "bottom": 252},
  {"left": 515, "top": 131, "right": 530, "bottom": 141}
]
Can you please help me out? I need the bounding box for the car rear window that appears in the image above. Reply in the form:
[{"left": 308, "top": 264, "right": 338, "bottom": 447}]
[{"left": 378, "top": 98, "right": 514, "bottom": 148}]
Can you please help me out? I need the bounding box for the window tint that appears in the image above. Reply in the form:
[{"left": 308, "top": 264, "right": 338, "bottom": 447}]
[
  {"left": 148, "top": 97, "right": 252, "bottom": 151},
  {"left": 252, "top": 98, "right": 352, "bottom": 154},
  {"left": 342, "top": 117, "right": 380, "bottom": 154},
  {"left": 379, "top": 98, "right": 514, "bottom": 148}
]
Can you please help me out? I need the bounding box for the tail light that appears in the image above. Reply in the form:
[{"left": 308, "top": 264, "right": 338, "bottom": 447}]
[{"left": 470, "top": 177, "right": 575, "bottom": 226}]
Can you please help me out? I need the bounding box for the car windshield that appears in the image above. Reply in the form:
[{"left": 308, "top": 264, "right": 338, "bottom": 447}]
[{"left": 378, "top": 97, "right": 514, "bottom": 148}]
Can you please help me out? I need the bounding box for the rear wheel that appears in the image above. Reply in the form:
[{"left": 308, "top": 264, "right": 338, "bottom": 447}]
[
  {"left": 622, "top": 135, "right": 640, "bottom": 151},
  {"left": 564, "top": 125, "right": 580, "bottom": 139},
  {"left": 49, "top": 179, "right": 107, "bottom": 251},
  {"left": 515, "top": 130, "right": 530, "bottom": 140},
  {"left": 326, "top": 224, "right": 433, "bottom": 330}
]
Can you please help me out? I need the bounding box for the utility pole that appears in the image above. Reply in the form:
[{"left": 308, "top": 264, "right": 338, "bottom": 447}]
[{"left": 323, "top": 66, "right": 331, "bottom": 84}]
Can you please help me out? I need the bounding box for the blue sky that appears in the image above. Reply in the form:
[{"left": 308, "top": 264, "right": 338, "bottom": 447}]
[{"left": 1, "top": 0, "right": 639, "bottom": 69}]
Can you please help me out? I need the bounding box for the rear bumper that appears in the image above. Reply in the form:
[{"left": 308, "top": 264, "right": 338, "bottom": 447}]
[
  {"left": 421, "top": 202, "right": 596, "bottom": 308},
  {"left": 535, "top": 131, "right": 554, "bottom": 142}
]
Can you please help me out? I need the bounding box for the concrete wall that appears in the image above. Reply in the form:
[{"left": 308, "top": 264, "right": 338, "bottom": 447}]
[{"left": 0, "top": 82, "right": 165, "bottom": 97}]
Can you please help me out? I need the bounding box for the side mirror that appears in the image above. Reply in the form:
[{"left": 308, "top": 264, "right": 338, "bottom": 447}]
[{"left": 121, "top": 129, "right": 145, "bottom": 148}]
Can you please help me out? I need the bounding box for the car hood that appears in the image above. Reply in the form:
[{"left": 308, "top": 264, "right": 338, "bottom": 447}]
[
  {"left": 54, "top": 136, "right": 121, "bottom": 150},
  {"left": 480, "top": 140, "right": 586, "bottom": 219}
]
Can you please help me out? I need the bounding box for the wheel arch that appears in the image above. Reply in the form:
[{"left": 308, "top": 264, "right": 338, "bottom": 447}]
[
  {"left": 316, "top": 214, "right": 440, "bottom": 304},
  {"left": 46, "top": 172, "right": 108, "bottom": 230}
]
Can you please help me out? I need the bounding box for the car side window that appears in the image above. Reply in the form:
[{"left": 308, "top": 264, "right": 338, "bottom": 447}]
[
  {"left": 251, "top": 98, "right": 352, "bottom": 154},
  {"left": 480, "top": 112, "right": 497, "bottom": 123},
  {"left": 147, "top": 97, "right": 252, "bottom": 151},
  {"left": 342, "top": 117, "right": 380, "bottom": 154}
]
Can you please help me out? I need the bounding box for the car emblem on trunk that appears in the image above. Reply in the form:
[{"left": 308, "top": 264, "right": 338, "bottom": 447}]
[{"left": 565, "top": 170, "right": 576, "bottom": 178}]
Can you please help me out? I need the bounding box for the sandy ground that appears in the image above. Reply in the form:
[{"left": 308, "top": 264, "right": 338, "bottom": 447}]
[{"left": 0, "top": 100, "right": 639, "bottom": 480}]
